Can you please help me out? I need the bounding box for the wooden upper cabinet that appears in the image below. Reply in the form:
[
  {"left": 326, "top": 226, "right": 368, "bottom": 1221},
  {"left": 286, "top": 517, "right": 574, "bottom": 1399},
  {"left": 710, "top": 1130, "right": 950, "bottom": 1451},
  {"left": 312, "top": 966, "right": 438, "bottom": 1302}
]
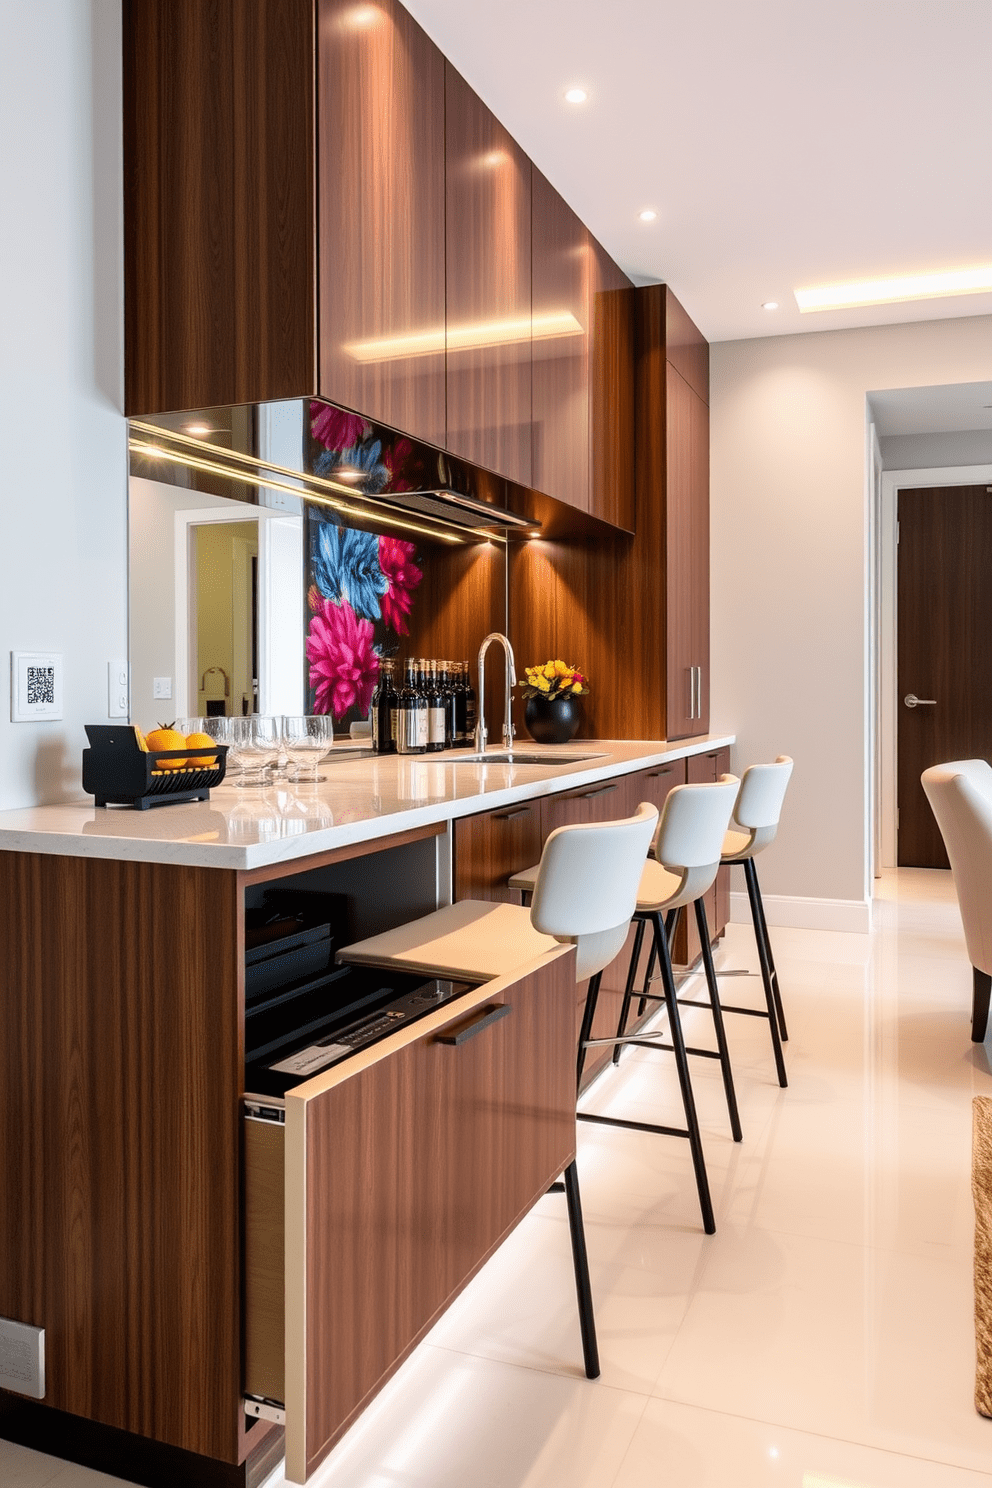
[
  {"left": 589, "top": 236, "right": 635, "bottom": 531},
  {"left": 123, "top": 0, "right": 317, "bottom": 415},
  {"left": 531, "top": 168, "right": 590, "bottom": 512},
  {"left": 444, "top": 63, "right": 532, "bottom": 488},
  {"left": 316, "top": 0, "right": 446, "bottom": 447}
]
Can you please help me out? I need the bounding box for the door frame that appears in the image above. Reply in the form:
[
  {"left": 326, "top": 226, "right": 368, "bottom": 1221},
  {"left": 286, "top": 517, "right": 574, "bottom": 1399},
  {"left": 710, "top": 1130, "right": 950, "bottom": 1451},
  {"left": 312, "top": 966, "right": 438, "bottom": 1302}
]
[{"left": 878, "top": 462, "right": 992, "bottom": 868}]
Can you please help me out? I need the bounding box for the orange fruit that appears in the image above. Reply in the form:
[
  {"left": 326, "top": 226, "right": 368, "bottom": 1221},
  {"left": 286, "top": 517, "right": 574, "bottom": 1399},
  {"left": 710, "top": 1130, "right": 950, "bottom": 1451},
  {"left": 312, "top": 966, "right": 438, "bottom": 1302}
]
[
  {"left": 145, "top": 724, "right": 187, "bottom": 768},
  {"left": 185, "top": 731, "right": 218, "bottom": 768}
]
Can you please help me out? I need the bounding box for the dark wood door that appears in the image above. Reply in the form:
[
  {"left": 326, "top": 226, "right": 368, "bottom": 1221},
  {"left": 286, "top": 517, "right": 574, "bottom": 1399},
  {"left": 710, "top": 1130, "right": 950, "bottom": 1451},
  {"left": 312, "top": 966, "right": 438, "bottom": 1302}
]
[
  {"left": 531, "top": 168, "right": 590, "bottom": 511},
  {"left": 665, "top": 367, "right": 710, "bottom": 738},
  {"left": 316, "top": 0, "right": 446, "bottom": 447},
  {"left": 897, "top": 484, "right": 992, "bottom": 867},
  {"left": 444, "top": 63, "right": 532, "bottom": 487}
]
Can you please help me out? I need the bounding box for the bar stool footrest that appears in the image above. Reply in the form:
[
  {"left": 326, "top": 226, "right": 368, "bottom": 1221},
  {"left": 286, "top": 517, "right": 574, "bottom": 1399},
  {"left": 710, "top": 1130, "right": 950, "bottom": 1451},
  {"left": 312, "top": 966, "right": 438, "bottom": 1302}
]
[
  {"left": 677, "top": 996, "right": 771, "bottom": 1020},
  {"left": 578, "top": 1111, "right": 690, "bottom": 1140}
]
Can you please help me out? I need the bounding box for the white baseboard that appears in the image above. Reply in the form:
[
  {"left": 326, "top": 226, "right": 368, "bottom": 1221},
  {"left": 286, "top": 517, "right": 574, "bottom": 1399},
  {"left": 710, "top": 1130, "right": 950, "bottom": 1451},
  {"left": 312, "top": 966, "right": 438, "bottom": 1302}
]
[{"left": 729, "top": 891, "right": 872, "bottom": 935}]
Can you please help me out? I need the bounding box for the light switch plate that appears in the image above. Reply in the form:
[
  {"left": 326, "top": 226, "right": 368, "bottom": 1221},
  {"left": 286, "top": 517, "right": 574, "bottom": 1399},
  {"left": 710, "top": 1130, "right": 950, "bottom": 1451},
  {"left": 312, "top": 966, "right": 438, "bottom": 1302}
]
[
  {"left": 11, "top": 652, "right": 63, "bottom": 722},
  {"left": 0, "top": 1316, "right": 45, "bottom": 1399},
  {"left": 108, "top": 659, "right": 129, "bottom": 718},
  {"left": 153, "top": 677, "right": 173, "bottom": 700}
]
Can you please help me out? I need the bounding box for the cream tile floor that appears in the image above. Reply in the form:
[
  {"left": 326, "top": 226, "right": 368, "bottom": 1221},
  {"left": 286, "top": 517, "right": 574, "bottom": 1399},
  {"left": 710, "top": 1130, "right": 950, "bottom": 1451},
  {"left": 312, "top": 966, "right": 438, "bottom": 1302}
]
[{"left": 3, "top": 868, "right": 990, "bottom": 1487}]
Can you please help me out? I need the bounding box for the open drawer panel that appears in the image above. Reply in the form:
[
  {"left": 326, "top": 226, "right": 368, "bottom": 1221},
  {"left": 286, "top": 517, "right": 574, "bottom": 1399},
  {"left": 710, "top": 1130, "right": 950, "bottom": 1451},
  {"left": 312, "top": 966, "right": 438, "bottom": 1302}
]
[{"left": 245, "top": 946, "right": 575, "bottom": 1484}]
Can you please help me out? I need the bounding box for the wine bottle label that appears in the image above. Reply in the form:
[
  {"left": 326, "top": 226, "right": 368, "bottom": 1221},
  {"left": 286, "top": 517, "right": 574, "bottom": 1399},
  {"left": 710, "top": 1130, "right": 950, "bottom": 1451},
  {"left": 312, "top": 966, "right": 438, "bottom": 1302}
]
[
  {"left": 416, "top": 705, "right": 429, "bottom": 748},
  {"left": 390, "top": 706, "right": 398, "bottom": 742},
  {"left": 428, "top": 705, "right": 446, "bottom": 745},
  {"left": 397, "top": 706, "right": 421, "bottom": 753}
]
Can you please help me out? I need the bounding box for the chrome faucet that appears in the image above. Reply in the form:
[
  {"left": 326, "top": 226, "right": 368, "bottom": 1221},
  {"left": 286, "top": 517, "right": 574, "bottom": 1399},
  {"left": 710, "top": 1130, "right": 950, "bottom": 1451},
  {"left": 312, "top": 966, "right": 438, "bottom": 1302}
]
[{"left": 474, "top": 632, "right": 516, "bottom": 754}]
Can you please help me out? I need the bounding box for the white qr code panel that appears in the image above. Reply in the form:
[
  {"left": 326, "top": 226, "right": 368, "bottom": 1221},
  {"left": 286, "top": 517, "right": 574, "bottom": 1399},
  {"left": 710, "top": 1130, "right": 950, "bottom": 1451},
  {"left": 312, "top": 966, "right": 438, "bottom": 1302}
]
[{"left": 11, "top": 652, "right": 63, "bottom": 722}]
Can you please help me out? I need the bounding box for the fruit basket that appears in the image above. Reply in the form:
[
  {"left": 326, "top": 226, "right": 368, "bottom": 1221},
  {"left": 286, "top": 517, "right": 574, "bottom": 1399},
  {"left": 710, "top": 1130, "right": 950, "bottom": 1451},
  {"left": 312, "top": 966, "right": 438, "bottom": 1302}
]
[{"left": 83, "top": 725, "right": 228, "bottom": 810}]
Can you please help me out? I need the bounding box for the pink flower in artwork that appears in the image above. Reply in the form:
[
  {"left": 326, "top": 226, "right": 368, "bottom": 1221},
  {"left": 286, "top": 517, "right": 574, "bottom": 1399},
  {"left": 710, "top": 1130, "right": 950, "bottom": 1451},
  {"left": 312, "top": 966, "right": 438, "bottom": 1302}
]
[
  {"left": 305, "top": 597, "right": 379, "bottom": 719},
  {"left": 309, "top": 401, "right": 368, "bottom": 453},
  {"left": 378, "top": 535, "right": 423, "bottom": 636}
]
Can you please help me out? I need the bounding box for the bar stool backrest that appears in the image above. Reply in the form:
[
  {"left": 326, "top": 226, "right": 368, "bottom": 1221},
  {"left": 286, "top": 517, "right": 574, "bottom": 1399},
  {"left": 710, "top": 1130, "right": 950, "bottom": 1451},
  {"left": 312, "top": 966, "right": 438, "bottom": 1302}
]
[
  {"left": 922, "top": 759, "right": 992, "bottom": 978},
  {"left": 531, "top": 801, "right": 659, "bottom": 982},
  {"left": 655, "top": 776, "right": 740, "bottom": 905},
  {"left": 732, "top": 755, "right": 794, "bottom": 855}
]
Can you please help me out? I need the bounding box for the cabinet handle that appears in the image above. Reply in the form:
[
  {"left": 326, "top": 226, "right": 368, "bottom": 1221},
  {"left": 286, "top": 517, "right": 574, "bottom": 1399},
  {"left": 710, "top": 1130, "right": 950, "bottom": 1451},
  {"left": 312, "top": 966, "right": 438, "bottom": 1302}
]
[
  {"left": 574, "top": 783, "right": 619, "bottom": 800},
  {"left": 492, "top": 806, "right": 532, "bottom": 821},
  {"left": 435, "top": 1002, "right": 511, "bottom": 1046},
  {"left": 646, "top": 767, "right": 673, "bottom": 778}
]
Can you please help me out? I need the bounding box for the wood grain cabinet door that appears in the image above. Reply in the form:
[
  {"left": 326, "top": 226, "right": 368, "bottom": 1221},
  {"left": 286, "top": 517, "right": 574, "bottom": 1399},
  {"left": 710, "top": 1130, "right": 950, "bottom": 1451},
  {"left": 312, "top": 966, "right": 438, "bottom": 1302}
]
[
  {"left": 453, "top": 800, "right": 543, "bottom": 902},
  {"left": 315, "top": 0, "right": 446, "bottom": 447},
  {"left": 665, "top": 368, "right": 710, "bottom": 738},
  {"left": 279, "top": 954, "right": 575, "bottom": 1482},
  {"left": 444, "top": 63, "right": 532, "bottom": 487},
  {"left": 589, "top": 237, "right": 635, "bottom": 532},
  {"left": 531, "top": 167, "right": 590, "bottom": 512}
]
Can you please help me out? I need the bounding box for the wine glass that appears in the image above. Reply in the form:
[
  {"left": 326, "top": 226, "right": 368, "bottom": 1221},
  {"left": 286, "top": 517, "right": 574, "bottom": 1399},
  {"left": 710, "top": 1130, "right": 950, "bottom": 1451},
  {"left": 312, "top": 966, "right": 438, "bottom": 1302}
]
[
  {"left": 230, "top": 716, "right": 280, "bottom": 785},
  {"left": 281, "top": 715, "right": 333, "bottom": 783}
]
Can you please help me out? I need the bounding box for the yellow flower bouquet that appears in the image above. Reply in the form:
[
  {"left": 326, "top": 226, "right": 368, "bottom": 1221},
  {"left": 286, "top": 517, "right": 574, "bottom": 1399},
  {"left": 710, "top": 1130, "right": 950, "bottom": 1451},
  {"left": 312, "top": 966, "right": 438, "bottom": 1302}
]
[{"left": 521, "top": 659, "right": 589, "bottom": 701}]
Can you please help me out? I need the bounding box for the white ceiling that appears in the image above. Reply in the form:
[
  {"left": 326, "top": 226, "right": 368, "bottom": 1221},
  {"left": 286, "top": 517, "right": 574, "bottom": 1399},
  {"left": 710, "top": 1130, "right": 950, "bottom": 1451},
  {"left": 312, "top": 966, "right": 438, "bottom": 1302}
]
[
  {"left": 869, "top": 381, "right": 992, "bottom": 436},
  {"left": 403, "top": 0, "right": 992, "bottom": 344}
]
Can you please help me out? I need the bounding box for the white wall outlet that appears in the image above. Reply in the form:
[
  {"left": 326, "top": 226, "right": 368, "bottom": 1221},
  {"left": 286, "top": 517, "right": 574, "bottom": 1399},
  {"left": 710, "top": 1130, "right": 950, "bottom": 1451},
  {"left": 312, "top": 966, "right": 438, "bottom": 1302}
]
[
  {"left": 0, "top": 1316, "right": 45, "bottom": 1399},
  {"left": 10, "top": 652, "right": 63, "bottom": 723},
  {"left": 108, "top": 660, "right": 129, "bottom": 719},
  {"left": 153, "top": 677, "right": 173, "bottom": 700}
]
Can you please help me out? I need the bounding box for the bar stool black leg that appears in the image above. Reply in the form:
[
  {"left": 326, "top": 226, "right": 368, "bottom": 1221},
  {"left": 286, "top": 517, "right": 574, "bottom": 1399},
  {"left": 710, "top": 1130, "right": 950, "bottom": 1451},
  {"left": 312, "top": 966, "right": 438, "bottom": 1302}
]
[
  {"left": 973, "top": 967, "right": 991, "bottom": 1043},
  {"left": 612, "top": 917, "right": 646, "bottom": 1066},
  {"left": 748, "top": 859, "right": 788, "bottom": 1041},
  {"left": 744, "top": 858, "right": 788, "bottom": 1087},
  {"left": 636, "top": 906, "right": 679, "bottom": 1017},
  {"left": 576, "top": 971, "right": 604, "bottom": 1089},
  {"left": 563, "top": 1159, "right": 600, "bottom": 1379},
  {"left": 695, "top": 898, "right": 743, "bottom": 1142},
  {"left": 652, "top": 911, "right": 716, "bottom": 1235}
]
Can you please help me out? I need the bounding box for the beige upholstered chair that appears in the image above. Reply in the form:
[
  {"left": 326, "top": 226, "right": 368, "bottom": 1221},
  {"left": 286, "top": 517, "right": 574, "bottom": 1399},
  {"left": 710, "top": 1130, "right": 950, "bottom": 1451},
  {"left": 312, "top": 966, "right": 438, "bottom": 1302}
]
[{"left": 921, "top": 759, "right": 992, "bottom": 1042}]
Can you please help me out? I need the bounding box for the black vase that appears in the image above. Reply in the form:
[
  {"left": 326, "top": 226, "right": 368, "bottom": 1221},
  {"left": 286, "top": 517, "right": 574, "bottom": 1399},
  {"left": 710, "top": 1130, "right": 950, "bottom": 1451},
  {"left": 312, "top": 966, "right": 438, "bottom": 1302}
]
[{"left": 524, "top": 694, "right": 582, "bottom": 745}]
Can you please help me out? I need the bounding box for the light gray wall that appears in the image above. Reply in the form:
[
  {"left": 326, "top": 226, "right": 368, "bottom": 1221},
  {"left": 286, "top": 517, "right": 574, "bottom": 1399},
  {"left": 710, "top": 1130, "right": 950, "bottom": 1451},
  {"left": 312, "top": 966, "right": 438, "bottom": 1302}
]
[
  {"left": 710, "top": 314, "right": 992, "bottom": 917},
  {"left": 879, "top": 429, "right": 992, "bottom": 470},
  {"left": 0, "top": 0, "right": 127, "bottom": 808}
]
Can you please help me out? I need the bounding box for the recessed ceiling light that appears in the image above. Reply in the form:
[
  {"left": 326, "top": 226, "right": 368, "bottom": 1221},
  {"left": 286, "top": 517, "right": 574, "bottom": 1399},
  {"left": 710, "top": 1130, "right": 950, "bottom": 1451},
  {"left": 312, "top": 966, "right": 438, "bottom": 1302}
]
[
  {"left": 564, "top": 87, "right": 587, "bottom": 104},
  {"left": 762, "top": 301, "right": 779, "bottom": 311},
  {"left": 795, "top": 264, "right": 992, "bottom": 313},
  {"left": 639, "top": 209, "right": 657, "bottom": 222}
]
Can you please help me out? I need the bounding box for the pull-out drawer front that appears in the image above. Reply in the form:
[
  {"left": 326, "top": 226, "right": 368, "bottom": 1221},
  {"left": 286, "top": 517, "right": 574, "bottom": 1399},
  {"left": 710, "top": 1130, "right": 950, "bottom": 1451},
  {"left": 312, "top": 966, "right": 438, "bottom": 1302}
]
[{"left": 245, "top": 949, "right": 576, "bottom": 1484}]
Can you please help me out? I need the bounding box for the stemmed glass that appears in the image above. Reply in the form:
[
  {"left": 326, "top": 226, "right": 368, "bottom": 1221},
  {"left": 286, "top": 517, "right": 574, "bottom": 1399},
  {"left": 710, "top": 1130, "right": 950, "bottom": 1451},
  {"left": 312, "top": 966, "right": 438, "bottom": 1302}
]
[
  {"left": 191, "top": 715, "right": 247, "bottom": 783},
  {"left": 281, "top": 715, "right": 334, "bottom": 783},
  {"left": 232, "top": 716, "right": 280, "bottom": 784}
]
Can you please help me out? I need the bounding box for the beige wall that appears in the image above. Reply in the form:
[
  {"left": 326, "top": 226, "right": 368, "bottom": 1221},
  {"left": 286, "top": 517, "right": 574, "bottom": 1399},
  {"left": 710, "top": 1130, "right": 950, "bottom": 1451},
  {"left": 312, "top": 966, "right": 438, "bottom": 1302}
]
[{"left": 710, "top": 313, "right": 992, "bottom": 923}]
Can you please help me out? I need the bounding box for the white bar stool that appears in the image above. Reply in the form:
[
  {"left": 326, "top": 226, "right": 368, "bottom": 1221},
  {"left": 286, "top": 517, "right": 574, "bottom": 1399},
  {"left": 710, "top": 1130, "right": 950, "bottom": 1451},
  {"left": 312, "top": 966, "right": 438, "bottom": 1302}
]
[
  {"left": 715, "top": 755, "right": 793, "bottom": 1087},
  {"left": 337, "top": 801, "right": 659, "bottom": 1380},
  {"left": 511, "top": 776, "right": 740, "bottom": 1236}
]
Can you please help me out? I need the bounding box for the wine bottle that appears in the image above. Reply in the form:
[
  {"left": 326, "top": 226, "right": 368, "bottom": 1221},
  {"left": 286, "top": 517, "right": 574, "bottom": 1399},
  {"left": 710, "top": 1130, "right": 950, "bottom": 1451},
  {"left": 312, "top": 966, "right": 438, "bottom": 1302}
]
[
  {"left": 426, "top": 661, "right": 446, "bottom": 752},
  {"left": 442, "top": 663, "right": 458, "bottom": 749},
  {"left": 370, "top": 659, "right": 397, "bottom": 755},
  {"left": 463, "top": 661, "right": 478, "bottom": 746},
  {"left": 397, "top": 662, "right": 427, "bottom": 755}
]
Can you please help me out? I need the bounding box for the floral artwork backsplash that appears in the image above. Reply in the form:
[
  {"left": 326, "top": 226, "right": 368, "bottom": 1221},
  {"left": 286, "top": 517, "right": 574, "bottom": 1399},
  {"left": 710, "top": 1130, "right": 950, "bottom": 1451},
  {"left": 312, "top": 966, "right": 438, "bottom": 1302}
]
[{"left": 305, "top": 513, "right": 423, "bottom": 725}]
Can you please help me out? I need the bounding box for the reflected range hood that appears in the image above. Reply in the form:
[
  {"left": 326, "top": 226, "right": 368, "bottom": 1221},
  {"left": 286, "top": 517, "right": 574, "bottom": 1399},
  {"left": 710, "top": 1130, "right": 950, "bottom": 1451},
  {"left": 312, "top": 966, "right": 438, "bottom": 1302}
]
[{"left": 378, "top": 488, "right": 536, "bottom": 531}]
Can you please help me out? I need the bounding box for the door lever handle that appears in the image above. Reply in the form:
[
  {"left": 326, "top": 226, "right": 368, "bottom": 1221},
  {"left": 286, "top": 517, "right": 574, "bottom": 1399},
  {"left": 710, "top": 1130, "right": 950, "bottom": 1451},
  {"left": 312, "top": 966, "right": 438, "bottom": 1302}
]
[{"left": 904, "top": 694, "right": 937, "bottom": 708}]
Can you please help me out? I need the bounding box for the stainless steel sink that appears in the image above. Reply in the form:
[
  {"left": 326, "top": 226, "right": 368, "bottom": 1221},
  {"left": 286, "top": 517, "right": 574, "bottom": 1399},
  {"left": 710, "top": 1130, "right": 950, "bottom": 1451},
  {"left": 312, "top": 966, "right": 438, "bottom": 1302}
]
[{"left": 449, "top": 751, "right": 607, "bottom": 765}]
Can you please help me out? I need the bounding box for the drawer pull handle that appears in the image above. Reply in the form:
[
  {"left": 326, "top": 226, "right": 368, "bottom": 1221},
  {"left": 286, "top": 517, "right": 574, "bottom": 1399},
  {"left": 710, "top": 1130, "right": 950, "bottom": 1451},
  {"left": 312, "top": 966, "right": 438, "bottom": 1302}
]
[
  {"left": 646, "top": 768, "right": 673, "bottom": 778},
  {"left": 574, "top": 783, "right": 619, "bottom": 800},
  {"left": 492, "top": 806, "right": 532, "bottom": 821},
  {"left": 436, "top": 1003, "right": 511, "bottom": 1046}
]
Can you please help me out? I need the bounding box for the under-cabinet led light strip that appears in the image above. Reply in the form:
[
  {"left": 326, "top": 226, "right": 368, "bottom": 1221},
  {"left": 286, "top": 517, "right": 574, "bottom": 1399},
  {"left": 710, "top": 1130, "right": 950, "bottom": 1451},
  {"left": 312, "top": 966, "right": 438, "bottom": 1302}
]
[
  {"left": 127, "top": 438, "right": 478, "bottom": 545},
  {"left": 344, "top": 309, "right": 583, "bottom": 363}
]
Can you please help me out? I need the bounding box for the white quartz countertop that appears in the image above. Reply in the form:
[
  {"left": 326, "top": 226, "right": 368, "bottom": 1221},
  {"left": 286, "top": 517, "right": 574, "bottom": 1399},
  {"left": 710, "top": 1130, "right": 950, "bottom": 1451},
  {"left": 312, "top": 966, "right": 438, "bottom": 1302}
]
[{"left": 0, "top": 736, "right": 735, "bottom": 870}]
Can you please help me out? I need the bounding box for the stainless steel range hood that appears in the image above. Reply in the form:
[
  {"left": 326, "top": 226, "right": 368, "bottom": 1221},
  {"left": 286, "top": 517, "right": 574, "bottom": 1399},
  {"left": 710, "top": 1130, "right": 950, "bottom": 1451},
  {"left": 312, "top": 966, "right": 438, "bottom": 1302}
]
[{"left": 127, "top": 398, "right": 542, "bottom": 542}]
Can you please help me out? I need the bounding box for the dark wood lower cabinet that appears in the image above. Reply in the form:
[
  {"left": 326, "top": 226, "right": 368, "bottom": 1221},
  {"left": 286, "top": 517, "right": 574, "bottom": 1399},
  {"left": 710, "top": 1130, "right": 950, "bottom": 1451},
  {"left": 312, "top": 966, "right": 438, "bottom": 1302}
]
[
  {"left": 273, "top": 953, "right": 575, "bottom": 1481},
  {"left": 452, "top": 798, "right": 543, "bottom": 902}
]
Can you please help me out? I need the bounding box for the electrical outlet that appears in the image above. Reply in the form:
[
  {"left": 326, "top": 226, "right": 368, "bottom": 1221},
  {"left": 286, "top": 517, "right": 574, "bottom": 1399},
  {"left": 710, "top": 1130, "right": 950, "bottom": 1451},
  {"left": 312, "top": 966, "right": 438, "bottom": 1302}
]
[
  {"left": 153, "top": 677, "right": 173, "bottom": 700},
  {"left": 108, "top": 660, "right": 129, "bottom": 719},
  {"left": 11, "top": 652, "right": 63, "bottom": 722}
]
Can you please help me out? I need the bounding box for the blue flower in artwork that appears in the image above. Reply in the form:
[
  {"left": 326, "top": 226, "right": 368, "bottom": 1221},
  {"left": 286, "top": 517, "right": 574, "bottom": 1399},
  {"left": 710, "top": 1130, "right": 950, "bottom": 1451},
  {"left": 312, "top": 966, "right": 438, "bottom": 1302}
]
[
  {"left": 314, "top": 437, "right": 392, "bottom": 494},
  {"left": 313, "top": 522, "right": 388, "bottom": 622}
]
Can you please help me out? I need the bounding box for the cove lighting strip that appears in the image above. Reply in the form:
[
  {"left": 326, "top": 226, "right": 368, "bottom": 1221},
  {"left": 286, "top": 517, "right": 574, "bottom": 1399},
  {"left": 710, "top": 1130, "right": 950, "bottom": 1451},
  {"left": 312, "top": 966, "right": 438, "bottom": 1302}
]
[
  {"left": 344, "top": 309, "right": 583, "bottom": 363},
  {"left": 127, "top": 438, "right": 471, "bottom": 545},
  {"left": 795, "top": 264, "right": 992, "bottom": 313}
]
